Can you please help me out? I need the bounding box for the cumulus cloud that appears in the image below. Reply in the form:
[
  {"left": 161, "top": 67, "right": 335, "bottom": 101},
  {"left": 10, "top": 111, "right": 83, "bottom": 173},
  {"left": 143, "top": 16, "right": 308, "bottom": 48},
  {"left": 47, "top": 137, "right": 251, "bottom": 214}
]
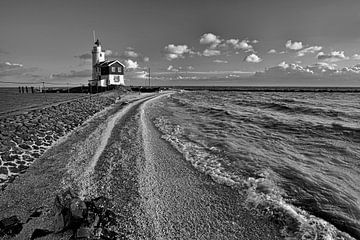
[
  {"left": 278, "top": 61, "right": 289, "bottom": 68},
  {"left": 285, "top": 40, "right": 303, "bottom": 50},
  {"left": 225, "top": 39, "right": 253, "bottom": 51},
  {"left": 213, "top": 59, "right": 228, "bottom": 63},
  {"left": 124, "top": 59, "right": 139, "bottom": 69},
  {"left": 124, "top": 50, "right": 139, "bottom": 58},
  {"left": 268, "top": 49, "right": 277, "bottom": 54},
  {"left": 297, "top": 46, "right": 322, "bottom": 57},
  {"left": 203, "top": 49, "right": 221, "bottom": 57},
  {"left": 317, "top": 51, "right": 349, "bottom": 62},
  {"left": 254, "top": 61, "right": 360, "bottom": 82},
  {"left": 200, "top": 33, "right": 221, "bottom": 49},
  {"left": 244, "top": 53, "right": 262, "bottom": 63},
  {"left": 352, "top": 54, "right": 360, "bottom": 60},
  {"left": 51, "top": 69, "right": 92, "bottom": 79},
  {"left": 163, "top": 44, "right": 194, "bottom": 60}
]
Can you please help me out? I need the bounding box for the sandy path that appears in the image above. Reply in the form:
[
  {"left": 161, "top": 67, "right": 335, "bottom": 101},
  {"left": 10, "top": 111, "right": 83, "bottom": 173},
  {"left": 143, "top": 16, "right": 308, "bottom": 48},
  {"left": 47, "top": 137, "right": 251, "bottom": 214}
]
[
  {"left": 0, "top": 91, "right": 283, "bottom": 239},
  {"left": 136, "top": 96, "right": 283, "bottom": 239}
]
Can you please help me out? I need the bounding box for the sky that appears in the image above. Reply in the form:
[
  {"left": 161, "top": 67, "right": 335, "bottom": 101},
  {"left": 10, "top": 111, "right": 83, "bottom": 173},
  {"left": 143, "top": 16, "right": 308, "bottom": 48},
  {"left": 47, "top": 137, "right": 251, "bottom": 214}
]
[{"left": 1, "top": 0, "right": 360, "bottom": 87}]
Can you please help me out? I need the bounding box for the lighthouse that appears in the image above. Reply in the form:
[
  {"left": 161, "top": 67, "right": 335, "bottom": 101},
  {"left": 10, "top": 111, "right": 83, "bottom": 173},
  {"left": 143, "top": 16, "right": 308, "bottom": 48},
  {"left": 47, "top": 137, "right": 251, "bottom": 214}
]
[
  {"left": 89, "top": 38, "right": 125, "bottom": 87},
  {"left": 91, "top": 39, "right": 105, "bottom": 81}
]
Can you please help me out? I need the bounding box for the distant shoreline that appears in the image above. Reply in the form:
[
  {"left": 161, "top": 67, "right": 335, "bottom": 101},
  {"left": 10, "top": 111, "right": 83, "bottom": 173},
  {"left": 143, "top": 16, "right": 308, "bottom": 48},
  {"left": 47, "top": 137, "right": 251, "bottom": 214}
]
[{"left": 2, "top": 86, "right": 360, "bottom": 93}]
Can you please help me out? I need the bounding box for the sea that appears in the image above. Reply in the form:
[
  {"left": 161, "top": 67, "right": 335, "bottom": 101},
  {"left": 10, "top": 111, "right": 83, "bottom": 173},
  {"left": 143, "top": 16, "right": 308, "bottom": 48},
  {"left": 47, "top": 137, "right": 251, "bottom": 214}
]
[{"left": 152, "top": 90, "right": 360, "bottom": 240}]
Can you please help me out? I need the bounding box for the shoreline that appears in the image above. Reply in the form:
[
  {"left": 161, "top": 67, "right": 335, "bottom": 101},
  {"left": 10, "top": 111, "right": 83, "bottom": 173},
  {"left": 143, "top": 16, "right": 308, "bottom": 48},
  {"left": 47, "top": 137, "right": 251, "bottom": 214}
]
[{"left": 0, "top": 91, "right": 284, "bottom": 239}]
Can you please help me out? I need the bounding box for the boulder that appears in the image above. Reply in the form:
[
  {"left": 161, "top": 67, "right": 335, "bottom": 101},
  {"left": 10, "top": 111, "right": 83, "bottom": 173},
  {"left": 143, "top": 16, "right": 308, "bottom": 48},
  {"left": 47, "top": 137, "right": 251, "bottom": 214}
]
[{"left": 0, "top": 216, "right": 23, "bottom": 236}]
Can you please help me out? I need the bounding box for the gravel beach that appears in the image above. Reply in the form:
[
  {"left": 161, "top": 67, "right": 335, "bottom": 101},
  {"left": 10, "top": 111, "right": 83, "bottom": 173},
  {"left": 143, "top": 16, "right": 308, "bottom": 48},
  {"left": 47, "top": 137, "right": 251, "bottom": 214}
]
[{"left": 0, "top": 91, "right": 283, "bottom": 239}]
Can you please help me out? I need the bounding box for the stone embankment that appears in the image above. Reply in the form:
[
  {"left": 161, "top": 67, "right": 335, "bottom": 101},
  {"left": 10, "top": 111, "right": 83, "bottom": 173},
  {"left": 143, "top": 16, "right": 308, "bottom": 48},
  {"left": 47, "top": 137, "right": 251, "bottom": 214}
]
[{"left": 0, "top": 94, "right": 116, "bottom": 189}]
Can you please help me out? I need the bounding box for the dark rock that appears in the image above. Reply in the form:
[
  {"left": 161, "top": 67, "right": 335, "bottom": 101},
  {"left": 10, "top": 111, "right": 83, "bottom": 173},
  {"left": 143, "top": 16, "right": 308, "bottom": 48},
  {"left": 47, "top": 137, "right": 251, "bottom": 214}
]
[
  {"left": 7, "top": 175, "right": 17, "bottom": 183},
  {"left": 19, "top": 144, "right": 31, "bottom": 150},
  {"left": 1, "top": 153, "right": 14, "bottom": 162},
  {"left": 76, "top": 227, "right": 91, "bottom": 239},
  {"left": 31, "top": 153, "right": 41, "bottom": 158},
  {"left": 0, "top": 216, "right": 23, "bottom": 236},
  {"left": 44, "top": 135, "right": 52, "bottom": 141},
  {"left": 32, "top": 145, "right": 39, "bottom": 150},
  {"left": 53, "top": 211, "right": 66, "bottom": 233},
  {"left": 53, "top": 189, "right": 78, "bottom": 232},
  {"left": 8, "top": 167, "right": 20, "bottom": 173},
  {"left": 0, "top": 167, "right": 8, "bottom": 175},
  {"left": 30, "top": 209, "right": 43, "bottom": 218},
  {"left": 18, "top": 165, "right": 28, "bottom": 173},
  {"left": 70, "top": 199, "right": 87, "bottom": 221},
  {"left": 30, "top": 229, "right": 53, "bottom": 239},
  {"left": 3, "top": 162, "right": 16, "bottom": 167}
]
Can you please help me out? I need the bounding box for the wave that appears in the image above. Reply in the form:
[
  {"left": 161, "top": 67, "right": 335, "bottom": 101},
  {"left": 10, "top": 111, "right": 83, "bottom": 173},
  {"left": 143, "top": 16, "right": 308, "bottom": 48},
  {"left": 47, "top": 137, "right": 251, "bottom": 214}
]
[{"left": 153, "top": 116, "right": 356, "bottom": 240}]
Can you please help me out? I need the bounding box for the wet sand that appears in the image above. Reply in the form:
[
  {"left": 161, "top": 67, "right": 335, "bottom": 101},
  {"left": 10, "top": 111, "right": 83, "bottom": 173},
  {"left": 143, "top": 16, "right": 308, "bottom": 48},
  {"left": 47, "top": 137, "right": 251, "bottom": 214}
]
[{"left": 0, "top": 92, "right": 283, "bottom": 239}]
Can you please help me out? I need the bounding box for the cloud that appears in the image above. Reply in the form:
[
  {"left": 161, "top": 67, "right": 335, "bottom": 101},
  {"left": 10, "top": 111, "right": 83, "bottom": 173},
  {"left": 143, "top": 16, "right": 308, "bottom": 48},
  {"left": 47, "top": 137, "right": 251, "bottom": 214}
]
[
  {"left": 254, "top": 61, "right": 360, "bottom": 82},
  {"left": 203, "top": 49, "right": 221, "bottom": 57},
  {"left": 143, "top": 57, "right": 150, "bottom": 62},
  {"left": 285, "top": 40, "right": 303, "bottom": 50},
  {"left": 124, "top": 50, "right": 139, "bottom": 58},
  {"left": 317, "top": 51, "right": 349, "bottom": 62},
  {"left": 225, "top": 39, "right": 253, "bottom": 51},
  {"left": 51, "top": 69, "right": 92, "bottom": 79},
  {"left": 163, "top": 44, "right": 194, "bottom": 60},
  {"left": 244, "top": 53, "right": 262, "bottom": 63},
  {"left": 352, "top": 54, "right": 360, "bottom": 60},
  {"left": 297, "top": 46, "right": 322, "bottom": 57},
  {"left": 124, "top": 59, "right": 138, "bottom": 69},
  {"left": 0, "top": 62, "right": 23, "bottom": 70},
  {"left": 252, "top": 40, "right": 259, "bottom": 44},
  {"left": 213, "top": 59, "right": 228, "bottom": 63},
  {"left": 167, "top": 65, "right": 179, "bottom": 72},
  {"left": 166, "top": 65, "right": 194, "bottom": 72},
  {"left": 200, "top": 33, "right": 221, "bottom": 49},
  {"left": 268, "top": 49, "right": 277, "bottom": 54},
  {"left": 0, "top": 61, "right": 38, "bottom": 78},
  {"left": 278, "top": 61, "right": 289, "bottom": 68}
]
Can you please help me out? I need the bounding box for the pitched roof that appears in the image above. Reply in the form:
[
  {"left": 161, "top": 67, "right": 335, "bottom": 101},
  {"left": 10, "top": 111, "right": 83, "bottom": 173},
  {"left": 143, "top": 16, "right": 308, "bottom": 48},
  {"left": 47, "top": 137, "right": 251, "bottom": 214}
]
[{"left": 97, "top": 60, "right": 125, "bottom": 67}]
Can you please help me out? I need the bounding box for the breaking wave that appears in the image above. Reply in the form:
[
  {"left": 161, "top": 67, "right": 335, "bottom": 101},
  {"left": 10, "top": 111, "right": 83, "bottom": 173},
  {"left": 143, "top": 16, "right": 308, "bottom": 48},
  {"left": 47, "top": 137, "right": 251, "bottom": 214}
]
[{"left": 153, "top": 116, "right": 356, "bottom": 240}]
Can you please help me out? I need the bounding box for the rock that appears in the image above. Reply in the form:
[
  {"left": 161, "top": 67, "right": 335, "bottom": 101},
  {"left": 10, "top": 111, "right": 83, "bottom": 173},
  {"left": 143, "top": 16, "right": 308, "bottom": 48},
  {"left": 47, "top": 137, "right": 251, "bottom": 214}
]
[
  {"left": 70, "top": 199, "right": 87, "bottom": 221},
  {"left": 3, "top": 162, "right": 16, "bottom": 167},
  {"left": 0, "top": 216, "right": 23, "bottom": 236},
  {"left": 19, "top": 144, "right": 31, "bottom": 150},
  {"left": 0, "top": 167, "right": 8, "bottom": 175},
  {"left": 18, "top": 165, "right": 28, "bottom": 173},
  {"left": 31, "top": 153, "right": 41, "bottom": 158},
  {"left": 8, "top": 167, "right": 20, "bottom": 174},
  {"left": 29, "top": 209, "right": 43, "bottom": 218},
  {"left": 53, "top": 212, "right": 66, "bottom": 233},
  {"left": 30, "top": 229, "right": 53, "bottom": 239},
  {"left": 76, "top": 227, "right": 91, "bottom": 239}
]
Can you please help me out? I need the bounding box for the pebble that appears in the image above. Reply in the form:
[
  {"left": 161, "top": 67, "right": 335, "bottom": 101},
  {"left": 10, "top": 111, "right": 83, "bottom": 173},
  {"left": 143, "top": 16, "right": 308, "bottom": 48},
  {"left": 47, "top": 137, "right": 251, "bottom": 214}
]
[{"left": 0, "top": 94, "right": 116, "bottom": 189}]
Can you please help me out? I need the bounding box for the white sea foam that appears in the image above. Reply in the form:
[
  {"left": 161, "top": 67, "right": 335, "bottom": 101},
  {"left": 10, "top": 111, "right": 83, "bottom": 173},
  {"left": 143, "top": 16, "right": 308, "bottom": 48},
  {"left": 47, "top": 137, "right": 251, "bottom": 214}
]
[{"left": 153, "top": 115, "right": 356, "bottom": 240}]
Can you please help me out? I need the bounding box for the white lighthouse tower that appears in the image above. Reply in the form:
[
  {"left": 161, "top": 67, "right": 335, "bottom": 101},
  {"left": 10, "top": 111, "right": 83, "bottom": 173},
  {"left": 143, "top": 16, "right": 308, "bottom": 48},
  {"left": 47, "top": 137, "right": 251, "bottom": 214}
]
[{"left": 92, "top": 39, "right": 105, "bottom": 81}]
